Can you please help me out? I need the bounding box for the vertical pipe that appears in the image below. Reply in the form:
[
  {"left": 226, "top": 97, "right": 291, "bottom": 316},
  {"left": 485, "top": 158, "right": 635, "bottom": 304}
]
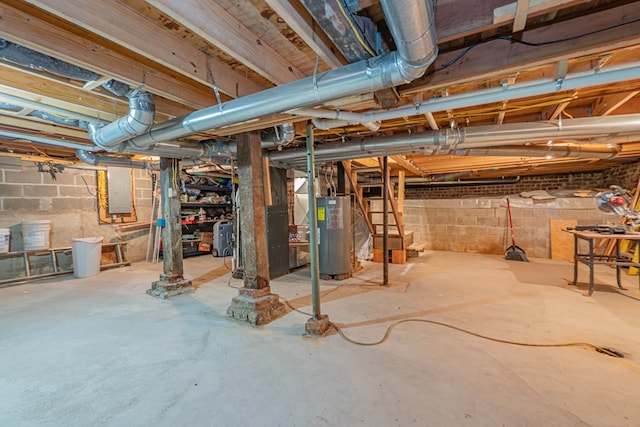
[
  {"left": 306, "top": 123, "right": 322, "bottom": 318},
  {"left": 382, "top": 156, "right": 389, "bottom": 286}
]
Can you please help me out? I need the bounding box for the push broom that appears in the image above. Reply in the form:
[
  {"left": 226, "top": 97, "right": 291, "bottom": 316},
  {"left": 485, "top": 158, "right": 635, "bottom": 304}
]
[{"left": 505, "top": 197, "right": 529, "bottom": 262}]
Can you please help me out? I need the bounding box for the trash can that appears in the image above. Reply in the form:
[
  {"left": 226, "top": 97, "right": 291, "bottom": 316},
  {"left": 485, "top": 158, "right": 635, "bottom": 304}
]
[{"left": 71, "top": 236, "right": 103, "bottom": 278}]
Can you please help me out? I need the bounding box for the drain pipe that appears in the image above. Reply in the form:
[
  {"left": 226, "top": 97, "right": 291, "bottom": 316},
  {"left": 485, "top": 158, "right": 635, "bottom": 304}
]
[
  {"left": 75, "top": 149, "right": 158, "bottom": 169},
  {"left": 115, "top": 0, "right": 436, "bottom": 151},
  {"left": 87, "top": 92, "right": 155, "bottom": 149}
]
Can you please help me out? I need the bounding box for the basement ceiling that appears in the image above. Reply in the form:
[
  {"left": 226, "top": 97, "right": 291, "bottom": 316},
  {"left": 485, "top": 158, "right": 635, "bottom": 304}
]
[{"left": 1, "top": 0, "right": 640, "bottom": 180}]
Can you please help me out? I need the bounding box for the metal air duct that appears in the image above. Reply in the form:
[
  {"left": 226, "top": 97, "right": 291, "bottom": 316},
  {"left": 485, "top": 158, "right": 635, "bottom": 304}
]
[
  {"left": 87, "top": 92, "right": 155, "bottom": 149},
  {"left": 116, "top": 0, "right": 437, "bottom": 151},
  {"left": 290, "top": 61, "right": 640, "bottom": 127},
  {"left": 75, "top": 149, "right": 157, "bottom": 169},
  {"left": 268, "top": 113, "right": 640, "bottom": 166}
]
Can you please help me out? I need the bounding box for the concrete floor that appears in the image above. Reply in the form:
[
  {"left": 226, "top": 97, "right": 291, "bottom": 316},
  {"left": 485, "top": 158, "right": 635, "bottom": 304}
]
[{"left": 1, "top": 251, "right": 640, "bottom": 426}]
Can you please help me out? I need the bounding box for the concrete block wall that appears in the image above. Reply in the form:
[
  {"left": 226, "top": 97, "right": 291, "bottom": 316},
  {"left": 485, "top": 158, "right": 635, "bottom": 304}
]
[
  {"left": 0, "top": 157, "right": 155, "bottom": 279},
  {"left": 402, "top": 197, "right": 614, "bottom": 258}
]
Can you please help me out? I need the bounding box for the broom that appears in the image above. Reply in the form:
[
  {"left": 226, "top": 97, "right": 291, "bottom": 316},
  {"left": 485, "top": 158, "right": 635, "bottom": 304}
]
[{"left": 505, "top": 197, "right": 529, "bottom": 262}]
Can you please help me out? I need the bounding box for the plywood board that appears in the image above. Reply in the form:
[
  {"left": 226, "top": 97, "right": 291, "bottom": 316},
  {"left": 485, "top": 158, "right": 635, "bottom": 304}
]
[{"left": 550, "top": 219, "right": 577, "bottom": 261}]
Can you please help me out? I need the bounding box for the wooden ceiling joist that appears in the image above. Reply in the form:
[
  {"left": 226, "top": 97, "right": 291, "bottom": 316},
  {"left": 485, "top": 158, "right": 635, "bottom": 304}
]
[
  {"left": 147, "top": 0, "right": 306, "bottom": 85},
  {"left": 404, "top": 3, "right": 640, "bottom": 95},
  {"left": 0, "top": 2, "right": 222, "bottom": 109},
  {"left": 23, "top": 0, "right": 264, "bottom": 98}
]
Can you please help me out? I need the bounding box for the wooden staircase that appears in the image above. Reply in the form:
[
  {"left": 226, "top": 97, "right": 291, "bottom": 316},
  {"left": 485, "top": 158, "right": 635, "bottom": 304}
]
[{"left": 342, "top": 160, "right": 413, "bottom": 264}]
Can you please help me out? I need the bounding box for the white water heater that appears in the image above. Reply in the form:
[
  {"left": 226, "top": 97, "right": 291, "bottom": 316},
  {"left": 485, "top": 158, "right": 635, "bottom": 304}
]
[{"left": 317, "top": 196, "right": 351, "bottom": 275}]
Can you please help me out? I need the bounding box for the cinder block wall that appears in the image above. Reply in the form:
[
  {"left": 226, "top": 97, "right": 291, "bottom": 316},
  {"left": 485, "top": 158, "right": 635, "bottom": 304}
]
[
  {"left": 402, "top": 198, "right": 613, "bottom": 258},
  {"left": 0, "top": 156, "right": 154, "bottom": 279},
  {"left": 396, "top": 161, "right": 640, "bottom": 258}
]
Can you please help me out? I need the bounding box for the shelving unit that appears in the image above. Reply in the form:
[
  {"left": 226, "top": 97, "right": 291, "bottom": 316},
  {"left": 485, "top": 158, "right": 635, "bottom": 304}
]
[{"left": 180, "top": 184, "right": 234, "bottom": 257}]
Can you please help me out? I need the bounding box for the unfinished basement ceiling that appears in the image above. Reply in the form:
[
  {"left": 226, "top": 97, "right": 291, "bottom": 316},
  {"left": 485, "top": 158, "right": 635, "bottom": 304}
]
[{"left": 1, "top": 0, "right": 640, "bottom": 180}]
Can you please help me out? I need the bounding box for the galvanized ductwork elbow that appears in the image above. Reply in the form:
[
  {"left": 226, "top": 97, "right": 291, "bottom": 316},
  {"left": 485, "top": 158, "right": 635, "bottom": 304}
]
[
  {"left": 88, "top": 92, "right": 155, "bottom": 150},
  {"left": 380, "top": 0, "right": 438, "bottom": 81},
  {"left": 261, "top": 122, "right": 296, "bottom": 148}
]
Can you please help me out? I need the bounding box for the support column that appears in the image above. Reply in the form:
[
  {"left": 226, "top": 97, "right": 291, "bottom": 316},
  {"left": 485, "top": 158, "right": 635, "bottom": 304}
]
[
  {"left": 304, "top": 123, "right": 331, "bottom": 335},
  {"left": 147, "top": 158, "right": 194, "bottom": 299},
  {"left": 227, "top": 131, "right": 284, "bottom": 325}
]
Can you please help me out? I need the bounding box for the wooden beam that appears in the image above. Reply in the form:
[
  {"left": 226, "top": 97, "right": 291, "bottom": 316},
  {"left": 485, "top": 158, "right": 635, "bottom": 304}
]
[
  {"left": 0, "top": 116, "right": 91, "bottom": 140},
  {"left": 263, "top": 157, "right": 273, "bottom": 206},
  {"left": 0, "top": 2, "right": 226, "bottom": 109},
  {"left": 435, "top": 0, "right": 584, "bottom": 43},
  {"left": 147, "top": 0, "right": 305, "bottom": 85},
  {"left": 593, "top": 91, "right": 640, "bottom": 116},
  {"left": 397, "top": 170, "right": 405, "bottom": 215},
  {"left": 378, "top": 157, "right": 404, "bottom": 237},
  {"left": 263, "top": 0, "right": 343, "bottom": 69},
  {"left": 493, "top": 0, "right": 584, "bottom": 26},
  {"left": 82, "top": 76, "right": 113, "bottom": 92},
  {"left": 512, "top": 0, "right": 531, "bottom": 33},
  {"left": 404, "top": 4, "right": 640, "bottom": 96},
  {"left": 390, "top": 155, "right": 424, "bottom": 177},
  {"left": 23, "top": 0, "right": 264, "bottom": 98},
  {"left": 0, "top": 63, "right": 181, "bottom": 121},
  {"left": 341, "top": 161, "right": 374, "bottom": 235}
]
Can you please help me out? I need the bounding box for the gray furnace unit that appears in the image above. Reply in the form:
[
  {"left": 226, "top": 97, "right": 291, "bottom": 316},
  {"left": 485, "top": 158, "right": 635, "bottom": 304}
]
[{"left": 317, "top": 196, "right": 351, "bottom": 276}]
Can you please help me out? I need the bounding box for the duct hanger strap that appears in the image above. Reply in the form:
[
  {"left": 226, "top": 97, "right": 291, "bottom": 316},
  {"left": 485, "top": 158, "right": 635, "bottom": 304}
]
[{"left": 206, "top": 55, "right": 223, "bottom": 112}]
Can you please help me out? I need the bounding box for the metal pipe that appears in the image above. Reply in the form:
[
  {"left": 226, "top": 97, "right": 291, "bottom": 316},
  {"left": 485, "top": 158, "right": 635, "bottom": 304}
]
[
  {"left": 268, "top": 113, "right": 640, "bottom": 165},
  {"left": 75, "top": 149, "right": 158, "bottom": 169},
  {"left": 260, "top": 122, "right": 296, "bottom": 148},
  {"left": 87, "top": 92, "right": 155, "bottom": 148},
  {"left": 0, "top": 93, "right": 100, "bottom": 124},
  {"left": 382, "top": 156, "right": 389, "bottom": 286},
  {"left": 306, "top": 123, "right": 322, "bottom": 320},
  {"left": 403, "top": 176, "right": 522, "bottom": 186},
  {"left": 118, "top": 0, "right": 437, "bottom": 150},
  {"left": 288, "top": 61, "right": 640, "bottom": 127},
  {"left": 0, "top": 130, "right": 101, "bottom": 152}
]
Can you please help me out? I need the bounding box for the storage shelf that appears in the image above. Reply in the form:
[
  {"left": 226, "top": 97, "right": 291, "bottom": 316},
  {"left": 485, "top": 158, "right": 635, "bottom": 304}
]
[
  {"left": 185, "top": 185, "right": 232, "bottom": 192},
  {"left": 181, "top": 202, "right": 231, "bottom": 208}
]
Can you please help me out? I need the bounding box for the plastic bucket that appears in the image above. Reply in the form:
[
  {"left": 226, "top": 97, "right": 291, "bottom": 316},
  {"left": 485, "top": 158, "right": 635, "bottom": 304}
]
[
  {"left": 21, "top": 220, "right": 51, "bottom": 250},
  {"left": 71, "top": 236, "right": 104, "bottom": 278},
  {"left": 0, "top": 228, "right": 10, "bottom": 253}
]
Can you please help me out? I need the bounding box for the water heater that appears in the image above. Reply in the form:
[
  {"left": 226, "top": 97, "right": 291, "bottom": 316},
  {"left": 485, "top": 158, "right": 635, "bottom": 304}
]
[{"left": 317, "top": 196, "right": 351, "bottom": 275}]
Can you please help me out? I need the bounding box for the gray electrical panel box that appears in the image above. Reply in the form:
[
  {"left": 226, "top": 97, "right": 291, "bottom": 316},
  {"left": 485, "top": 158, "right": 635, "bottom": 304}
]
[{"left": 107, "top": 166, "right": 133, "bottom": 214}]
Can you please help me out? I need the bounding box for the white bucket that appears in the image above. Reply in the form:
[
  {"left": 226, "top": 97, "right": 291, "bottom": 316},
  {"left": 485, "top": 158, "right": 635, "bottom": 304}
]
[
  {"left": 0, "top": 228, "right": 10, "bottom": 253},
  {"left": 71, "top": 236, "right": 103, "bottom": 278},
  {"left": 21, "top": 220, "right": 51, "bottom": 250}
]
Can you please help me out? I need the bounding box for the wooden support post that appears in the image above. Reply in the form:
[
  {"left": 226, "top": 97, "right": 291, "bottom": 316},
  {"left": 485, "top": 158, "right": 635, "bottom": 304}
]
[
  {"left": 228, "top": 132, "right": 284, "bottom": 325},
  {"left": 147, "top": 158, "right": 193, "bottom": 299}
]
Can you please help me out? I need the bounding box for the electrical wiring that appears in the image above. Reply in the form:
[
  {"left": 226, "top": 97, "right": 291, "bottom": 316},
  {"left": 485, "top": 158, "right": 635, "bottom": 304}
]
[
  {"left": 335, "top": 0, "right": 377, "bottom": 57},
  {"left": 431, "top": 16, "right": 640, "bottom": 77},
  {"left": 498, "top": 16, "right": 640, "bottom": 47},
  {"left": 80, "top": 174, "right": 96, "bottom": 197},
  {"left": 330, "top": 318, "right": 626, "bottom": 360}
]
